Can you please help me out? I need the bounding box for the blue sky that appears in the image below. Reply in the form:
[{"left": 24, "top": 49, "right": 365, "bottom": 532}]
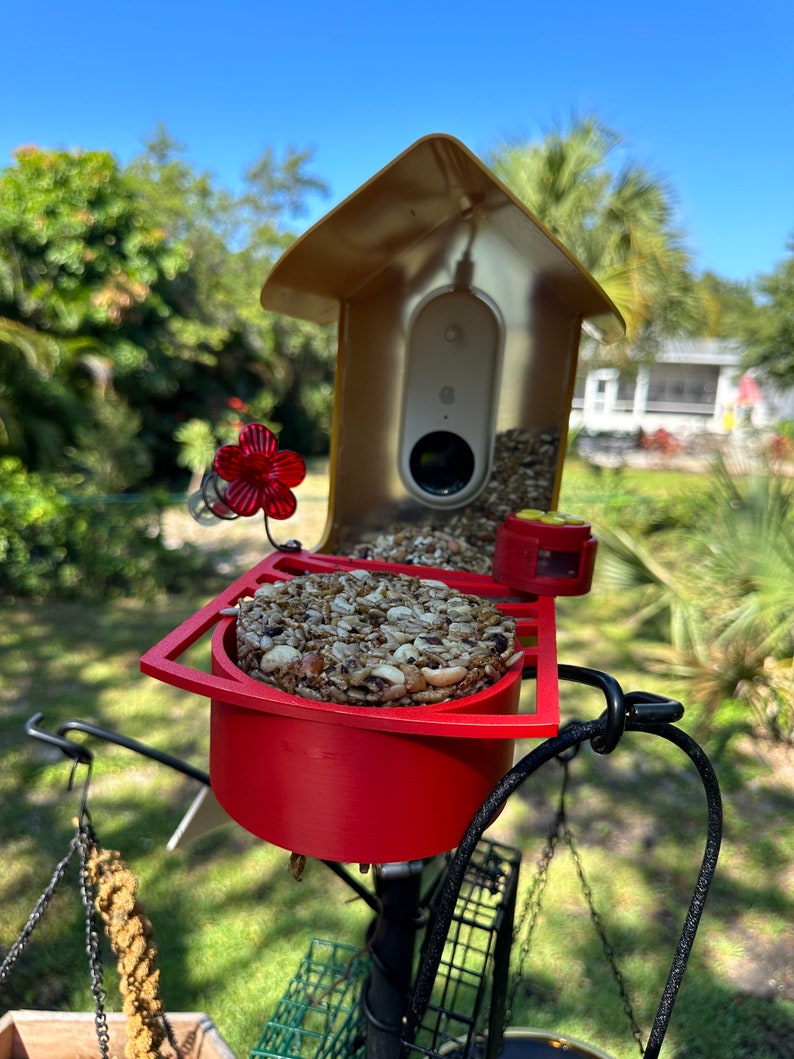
[{"left": 3, "top": 0, "right": 792, "bottom": 283}]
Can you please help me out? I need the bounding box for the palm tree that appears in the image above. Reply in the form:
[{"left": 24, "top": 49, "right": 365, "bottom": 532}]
[
  {"left": 597, "top": 453, "right": 794, "bottom": 743},
  {"left": 489, "top": 117, "right": 702, "bottom": 350},
  {"left": 0, "top": 312, "right": 71, "bottom": 467},
  {"left": 0, "top": 308, "right": 117, "bottom": 472}
]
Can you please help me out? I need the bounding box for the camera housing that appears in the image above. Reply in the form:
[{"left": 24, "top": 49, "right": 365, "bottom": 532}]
[
  {"left": 258, "top": 133, "right": 624, "bottom": 548},
  {"left": 399, "top": 286, "right": 503, "bottom": 508}
]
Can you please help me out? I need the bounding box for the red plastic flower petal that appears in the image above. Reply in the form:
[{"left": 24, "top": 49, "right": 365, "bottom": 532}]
[{"left": 212, "top": 423, "right": 306, "bottom": 519}]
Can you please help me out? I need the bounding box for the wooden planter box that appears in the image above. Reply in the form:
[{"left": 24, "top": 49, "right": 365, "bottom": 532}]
[{"left": 0, "top": 1010, "right": 237, "bottom": 1059}]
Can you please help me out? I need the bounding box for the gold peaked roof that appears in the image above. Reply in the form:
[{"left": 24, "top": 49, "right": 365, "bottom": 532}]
[{"left": 260, "top": 133, "right": 624, "bottom": 344}]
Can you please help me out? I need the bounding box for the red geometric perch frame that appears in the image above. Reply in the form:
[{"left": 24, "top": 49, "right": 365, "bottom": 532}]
[{"left": 140, "top": 549, "right": 560, "bottom": 739}]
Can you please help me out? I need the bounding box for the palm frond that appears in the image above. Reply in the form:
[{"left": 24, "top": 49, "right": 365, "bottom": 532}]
[
  {"left": 595, "top": 524, "right": 703, "bottom": 651},
  {"left": 0, "top": 315, "right": 60, "bottom": 375}
]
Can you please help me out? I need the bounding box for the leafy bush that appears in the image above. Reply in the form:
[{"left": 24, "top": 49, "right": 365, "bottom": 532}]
[
  {"left": 0, "top": 457, "right": 68, "bottom": 594},
  {"left": 0, "top": 458, "right": 208, "bottom": 600}
]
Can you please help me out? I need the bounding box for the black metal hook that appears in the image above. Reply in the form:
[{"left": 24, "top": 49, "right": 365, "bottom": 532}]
[
  {"left": 557, "top": 664, "right": 626, "bottom": 753},
  {"left": 524, "top": 664, "right": 648, "bottom": 754},
  {"left": 555, "top": 667, "right": 684, "bottom": 753},
  {"left": 625, "top": 689, "right": 685, "bottom": 725},
  {"left": 25, "top": 713, "right": 94, "bottom": 822},
  {"left": 24, "top": 713, "right": 209, "bottom": 785},
  {"left": 54, "top": 718, "right": 209, "bottom": 785},
  {"left": 26, "top": 712, "right": 93, "bottom": 765}
]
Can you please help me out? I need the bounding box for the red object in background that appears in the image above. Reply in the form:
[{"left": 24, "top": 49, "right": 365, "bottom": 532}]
[
  {"left": 493, "top": 511, "right": 597, "bottom": 597},
  {"left": 641, "top": 427, "right": 681, "bottom": 455},
  {"left": 737, "top": 373, "right": 762, "bottom": 407},
  {"left": 140, "top": 550, "right": 560, "bottom": 864}
]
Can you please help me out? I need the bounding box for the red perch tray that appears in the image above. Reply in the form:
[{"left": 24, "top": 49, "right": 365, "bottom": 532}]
[{"left": 140, "top": 550, "right": 560, "bottom": 863}]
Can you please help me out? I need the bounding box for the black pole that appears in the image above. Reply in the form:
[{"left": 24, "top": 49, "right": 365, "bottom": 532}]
[
  {"left": 363, "top": 861, "right": 425, "bottom": 1059},
  {"left": 632, "top": 718, "right": 723, "bottom": 1059}
]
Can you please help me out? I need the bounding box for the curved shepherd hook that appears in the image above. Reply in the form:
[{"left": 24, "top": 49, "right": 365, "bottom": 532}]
[{"left": 407, "top": 675, "right": 722, "bottom": 1059}]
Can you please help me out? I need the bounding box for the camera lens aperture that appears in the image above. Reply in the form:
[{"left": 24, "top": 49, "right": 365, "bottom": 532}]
[{"left": 409, "top": 431, "right": 475, "bottom": 497}]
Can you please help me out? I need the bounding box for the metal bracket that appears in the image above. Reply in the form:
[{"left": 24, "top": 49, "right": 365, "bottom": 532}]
[{"left": 24, "top": 713, "right": 209, "bottom": 785}]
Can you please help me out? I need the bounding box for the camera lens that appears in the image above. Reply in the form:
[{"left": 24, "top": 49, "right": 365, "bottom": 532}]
[{"left": 409, "top": 431, "right": 475, "bottom": 496}]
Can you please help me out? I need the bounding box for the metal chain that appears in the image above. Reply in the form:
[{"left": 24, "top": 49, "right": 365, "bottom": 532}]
[
  {"left": 0, "top": 818, "right": 111, "bottom": 1059},
  {"left": 561, "top": 815, "right": 645, "bottom": 1055},
  {"left": 505, "top": 756, "right": 645, "bottom": 1057},
  {"left": 77, "top": 817, "right": 111, "bottom": 1059},
  {"left": 504, "top": 770, "right": 567, "bottom": 1024},
  {"left": 3, "top": 749, "right": 181, "bottom": 1059},
  {"left": 0, "top": 832, "right": 81, "bottom": 986}
]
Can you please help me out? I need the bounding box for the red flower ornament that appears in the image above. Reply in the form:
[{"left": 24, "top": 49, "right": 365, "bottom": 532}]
[{"left": 213, "top": 423, "right": 306, "bottom": 520}]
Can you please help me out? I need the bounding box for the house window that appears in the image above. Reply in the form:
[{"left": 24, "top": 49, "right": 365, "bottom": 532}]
[
  {"left": 646, "top": 364, "right": 719, "bottom": 409},
  {"left": 616, "top": 374, "right": 636, "bottom": 410}
]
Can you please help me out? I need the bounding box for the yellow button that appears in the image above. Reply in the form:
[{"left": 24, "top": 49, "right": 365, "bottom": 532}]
[{"left": 556, "top": 512, "right": 587, "bottom": 525}]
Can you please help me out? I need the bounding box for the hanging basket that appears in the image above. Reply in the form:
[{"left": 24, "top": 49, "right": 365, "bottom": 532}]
[
  {"left": 141, "top": 550, "right": 561, "bottom": 863},
  {"left": 0, "top": 1010, "right": 236, "bottom": 1059}
]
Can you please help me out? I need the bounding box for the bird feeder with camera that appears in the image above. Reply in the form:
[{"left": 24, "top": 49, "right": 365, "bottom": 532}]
[
  {"left": 260, "top": 133, "right": 623, "bottom": 553},
  {"left": 140, "top": 134, "right": 625, "bottom": 867}
]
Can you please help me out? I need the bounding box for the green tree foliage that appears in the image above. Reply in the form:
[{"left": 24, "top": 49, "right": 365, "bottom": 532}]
[
  {"left": 0, "top": 146, "right": 187, "bottom": 334},
  {"left": 0, "top": 456, "right": 206, "bottom": 600},
  {"left": 0, "top": 134, "right": 335, "bottom": 491},
  {"left": 0, "top": 312, "right": 78, "bottom": 469},
  {"left": 0, "top": 145, "right": 189, "bottom": 484},
  {"left": 694, "top": 271, "right": 758, "bottom": 339},
  {"left": 741, "top": 237, "right": 794, "bottom": 385},
  {"left": 0, "top": 135, "right": 334, "bottom": 598},
  {"left": 489, "top": 117, "right": 702, "bottom": 354},
  {"left": 126, "top": 127, "right": 335, "bottom": 467}
]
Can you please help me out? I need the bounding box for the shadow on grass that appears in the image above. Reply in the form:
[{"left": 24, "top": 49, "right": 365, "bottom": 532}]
[
  {"left": 511, "top": 938, "right": 794, "bottom": 1059},
  {"left": 1, "top": 747, "right": 373, "bottom": 1052}
]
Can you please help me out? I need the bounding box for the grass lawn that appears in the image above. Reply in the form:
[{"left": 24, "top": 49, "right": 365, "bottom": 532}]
[{"left": 1, "top": 460, "right": 793, "bottom": 1058}]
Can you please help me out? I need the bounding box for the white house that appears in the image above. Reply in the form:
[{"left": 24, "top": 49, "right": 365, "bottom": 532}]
[{"left": 570, "top": 338, "right": 791, "bottom": 439}]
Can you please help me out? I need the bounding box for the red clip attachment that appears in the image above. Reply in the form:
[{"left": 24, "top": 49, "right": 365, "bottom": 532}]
[{"left": 493, "top": 510, "right": 597, "bottom": 596}]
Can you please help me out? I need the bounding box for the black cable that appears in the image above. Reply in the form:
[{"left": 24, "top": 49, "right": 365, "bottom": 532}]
[
  {"left": 56, "top": 718, "right": 210, "bottom": 785},
  {"left": 408, "top": 718, "right": 599, "bottom": 1034},
  {"left": 407, "top": 713, "right": 722, "bottom": 1059},
  {"left": 625, "top": 718, "right": 723, "bottom": 1059}
]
